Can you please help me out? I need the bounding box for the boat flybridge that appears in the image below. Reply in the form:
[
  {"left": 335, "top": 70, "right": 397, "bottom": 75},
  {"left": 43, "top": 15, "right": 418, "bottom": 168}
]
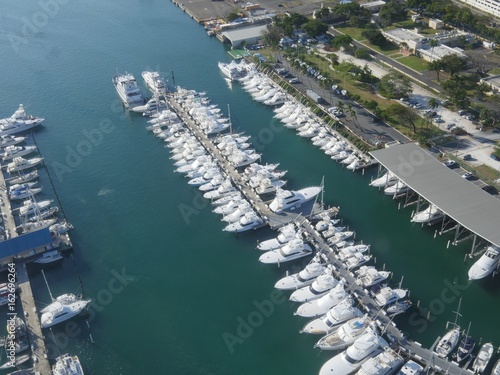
[
  {"left": 142, "top": 70, "right": 168, "bottom": 97},
  {"left": 112, "top": 72, "right": 146, "bottom": 111},
  {"left": 269, "top": 186, "right": 322, "bottom": 214},
  {"left": 274, "top": 257, "right": 325, "bottom": 290},
  {"left": 0, "top": 104, "right": 44, "bottom": 136}
]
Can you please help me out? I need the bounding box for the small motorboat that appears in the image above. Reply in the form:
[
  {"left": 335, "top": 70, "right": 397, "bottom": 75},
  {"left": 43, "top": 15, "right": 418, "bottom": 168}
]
[
  {"left": 34, "top": 250, "right": 63, "bottom": 264},
  {"left": 472, "top": 342, "right": 494, "bottom": 374},
  {"left": 274, "top": 259, "right": 325, "bottom": 290}
]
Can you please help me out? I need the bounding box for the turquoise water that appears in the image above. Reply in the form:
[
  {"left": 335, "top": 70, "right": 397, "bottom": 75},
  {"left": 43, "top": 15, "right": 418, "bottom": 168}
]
[{"left": 1, "top": 1, "right": 499, "bottom": 374}]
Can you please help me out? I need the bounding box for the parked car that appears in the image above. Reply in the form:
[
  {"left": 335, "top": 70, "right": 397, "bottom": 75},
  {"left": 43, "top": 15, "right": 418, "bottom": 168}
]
[
  {"left": 482, "top": 185, "right": 498, "bottom": 195},
  {"left": 443, "top": 159, "right": 456, "bottom": 168},
  {"left": 463, "top": 154, "right": 472, "bottom": 160},
  {"left": 288, "top": 78, "right": 299, "bottom": 84},
  {"left": 458, "top": 109, "right": 467, "bottom": 116},
  {"left": 462, "top": 172, "right": 474, "bottom": 180},
  {"left": 446, "top": 123, "right": 456, "bottom": 130}
]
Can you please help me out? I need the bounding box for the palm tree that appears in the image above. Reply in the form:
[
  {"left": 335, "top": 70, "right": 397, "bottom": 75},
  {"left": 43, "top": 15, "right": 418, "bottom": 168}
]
[
  {"left": 400, "top": 41, "right": 409, "bottom": 53},
  {"left": 429, "top": 38, "right": 439, "bottom": 60},
  {"left": 427, "top": 97, "right": 439, "bottom": 111}
]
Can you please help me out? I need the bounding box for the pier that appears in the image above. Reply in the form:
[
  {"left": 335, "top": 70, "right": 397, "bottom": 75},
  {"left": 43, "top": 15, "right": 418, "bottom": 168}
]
[
  {"left": 17, "top": 263, "right": 52, "bottom": 374},
  {"left": 0, "top": 169, "right": 18, "bottom": 242},
  {"left": 164, "top": 91, "right": 477, "bottom": 375}
]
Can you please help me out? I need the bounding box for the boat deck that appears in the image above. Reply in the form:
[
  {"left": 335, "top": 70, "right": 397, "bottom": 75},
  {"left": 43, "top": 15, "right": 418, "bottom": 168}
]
[{"left": 17, "top": 263, "right": 52, "bottom": 375}]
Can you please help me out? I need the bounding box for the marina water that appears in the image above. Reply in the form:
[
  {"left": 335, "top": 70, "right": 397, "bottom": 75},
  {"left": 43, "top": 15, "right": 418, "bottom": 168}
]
[{"left": 1, "top": 1, "right": 499, "bottom": 373}]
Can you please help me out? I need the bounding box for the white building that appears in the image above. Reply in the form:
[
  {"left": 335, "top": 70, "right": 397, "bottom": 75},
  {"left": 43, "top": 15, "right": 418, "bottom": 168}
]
[
  {"left": 480, "top": 75, "right": 500, "bottom": 93},
  {"left": 459, "top": 0, "right": 500, "bottom": 19}
]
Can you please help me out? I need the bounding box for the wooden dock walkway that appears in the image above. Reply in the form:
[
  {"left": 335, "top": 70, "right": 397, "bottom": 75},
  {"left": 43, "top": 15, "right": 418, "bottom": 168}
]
[
  {"left": 17, "top": 263, "right": 52, "bottom": 375},
  {"left": 0, "top": 167, "right": 18, "bottom": 241}
]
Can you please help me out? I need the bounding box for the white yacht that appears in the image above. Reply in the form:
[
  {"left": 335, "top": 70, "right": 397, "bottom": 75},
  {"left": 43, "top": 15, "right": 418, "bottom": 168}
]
[
  {"left": 218, "top": 61, "right": 246, "bottom": 81},
  {"left": 384, "top": 181, "right": 409, "bottom": 196},
  {"left": 370, "top": 171, "right": 398, "bottom": 188},
  {"left": 289, "top": 271, "right": 338, "bottom": 303},
  {"left": 19, "top": 218, "right": 57, "bottom": 234},
  {"left": 373, "top": 287, "right": 407, "bottom": 307},
  {"left": 337, "top": 244, "right": 370, "bottom": 261},
  {"left": 222, "top": 202, "right": 253, "bottom": 223},
  {"left": 34, "top": 250, "right": 63, "bottom": 264},
  {"left": 269, "top": 186, "right": 322, "bottom": 213},
  {"left": 327, "top": 231, "right": 355, "bottom": 246},
  {"left": 301, "top": 297, "right": 363, "bottom": 334},
  {"left": 112, "top": 72, "right": 146, "bottom": 110},
  {"left": 318, "top": 328, "right": 388, "bottom": 375},
  {"left": 7, "top": 156, "right": 44, "bottom": 173},
  {"left": 343, "top": 252, "right": 372, "bottom": 270},
  {"left": 468, "top": 246, "right": 500, "bottom": 280},
  {"left": 357, "top": 347, "right": 404, "bottom": 375},
  {"left": 492, "top": 358, "right": 500, "bottom": 375},
  {"left": 213, "top": 198, "right": 245, "bottom": 215},
  {"left": 10, "top": 186, "right": 42, "bottom": 200},
  {"left": 396, "top": 360, "right": 423, "bottom": 375},
  {"left": 295, "top": 280, "right": 347, "bottom": 318},
  {"left": 355, "top": 266, "right": 391, "bottom": 288},
  {"left": 50, "top": 221, "right": 74, "bottom": 235},
  {"left": 2, "top": 145, "right": 37, "bottom": 161},
  {"left": 142, "top": 71, "right": 168, "bottom": 96},
  {"left": 52, "top": 353, "right": 85, "bottom": 375},
  {"left": 315, "top": 316, "right": 372, "bottom": 351},
  {"left": 223, "top": 211, "right": 263, "bottom": 233},
  {"left": 274, "top": 260, "right": 325, "bottom": 290},
  {"left": 0, "top": 135, "right": 26, "bottom": 148},
  {"left": 258, "top": 237, "right": 313, "bottom": 264},
  {"left": 9, "top": 181, "right": 38, "bottom": 193},
  {"left": 18, "top": 199, "right": 53, "bottom": 215},
  {"left": 8, "top": 170, "right": 39, "bottom": 185},
  {"left": 257, "top": 223, "right": 297, "bottom": 251},
  {"left": 434, "top": 327, "right": 461, "bottom": 358},
  {"left": 472, "top": 342, "right": 494, "bottom": 374},
  {"left": 0, "top": 104, "right": 44, "bottom": 136},
  {"left": 411, "top": 204, "right": 444, "bottom": 223},
  {"left": 203, "top": 181, "right": 237, "bottom": 200},
  {"left": 40, "top": 293, "right": 91, "bottom": 328}
]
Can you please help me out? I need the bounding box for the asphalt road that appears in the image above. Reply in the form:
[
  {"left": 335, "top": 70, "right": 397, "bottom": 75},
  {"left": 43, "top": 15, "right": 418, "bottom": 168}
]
[{"left": 278, "top": 57, "right": 411, "bottom": 146}]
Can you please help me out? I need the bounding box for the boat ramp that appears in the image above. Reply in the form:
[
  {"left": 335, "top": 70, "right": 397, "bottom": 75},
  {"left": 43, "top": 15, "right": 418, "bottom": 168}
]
[{"left": 164, "top": 91, "right": 479, "bottom": 375}]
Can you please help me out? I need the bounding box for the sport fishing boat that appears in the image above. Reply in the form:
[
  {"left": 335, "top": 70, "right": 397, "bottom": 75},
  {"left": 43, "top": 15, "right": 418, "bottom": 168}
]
[
  {"left": 289, "top": 270, "right": 338, "bottom": 303},
  {"left": 257, "top": 223, "right": 297, "bottom": 251},
  {"left": 269, "top": 186, "right": 322, "bottom": 214},
  {"left": 357, "top": 347, "right": 404, "bottom": 375},
  {"left": 258, "top": 237, "right": 313, "bottom": 264},
  {"left": 0, "top": 135, "right": 26, "bottom": 148},
  {"left": 52, "top": 353, "right": 85, "bottom": 375},
  {"left": 274, "top": 259, "right": 325, "bottom": 290},
  {"left": 472, "top": 342, "right": 494, "bottom": 374},
  {"left": 223, "top": 211, "right": 263, "bottom": 233},
  {"left": 318, "top": 327, "right": 388, "bottom": 375},
  {"left": 1, "top": 145, "right": 37, "bottom": 161},
  {"left": 314, "top": 315, "right": 372, "bottom": 351},
  {"left": 468, "top": 246, "right": 500, "bottom": 280},
  {"left": 41, "top": 293, "right": 91, "bottom": 328},
  {"left": 396, "top": 360, "right": 424, "bottom": 375},
  {"left": 295, "top": 280, "right": 347, "bottom": 318},
  {"left": 300, "top": 297, "right": 363, "bottom": 335},
  {"left": 355, "top": 266, "right": 391, "bottom": 288},
  {"left": 7, "top": 156, "right": 44, "bottom": 173}
]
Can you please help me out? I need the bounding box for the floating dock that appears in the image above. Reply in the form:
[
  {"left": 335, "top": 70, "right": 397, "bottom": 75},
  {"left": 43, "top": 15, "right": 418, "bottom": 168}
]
[{"left": 17, "top": 263, "right": 52, "bottom": 374}]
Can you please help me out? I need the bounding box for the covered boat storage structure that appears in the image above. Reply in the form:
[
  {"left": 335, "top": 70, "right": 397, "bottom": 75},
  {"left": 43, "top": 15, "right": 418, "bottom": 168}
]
[{"left": 370, "top": 143, "right": 500, "bottom": 254}]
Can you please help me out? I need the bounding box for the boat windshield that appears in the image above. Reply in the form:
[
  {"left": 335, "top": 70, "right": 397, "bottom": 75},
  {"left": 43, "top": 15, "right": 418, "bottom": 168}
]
[{"left": 344, "top": 352, "right": 361, "bottom": 365}]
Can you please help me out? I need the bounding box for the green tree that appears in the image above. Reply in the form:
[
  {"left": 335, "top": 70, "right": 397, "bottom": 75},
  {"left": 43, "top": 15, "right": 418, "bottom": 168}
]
[
  {"left": 377, "top": 71, "right": 412, "bottom": 99},
  {"left": 226, "top": 11, "right": 240, "bottom": 22},
  {"left": 262, "top": 24, "right": 284, "bottom": 49},
  {"left": 354, "top": 48, "right": 370, "bottom": 60},
  {"left": 332, "top": 34, "right": 353, "bottom": 49},
  {"left": 315, "top": 7, "right": 330, "bottom": 19},
  {"left": 302, "top": 19, "right": 328, "bottom": 38},
  {"left": 440, "top": 54, "right": 468, "bottom": 76},
  {"left": 333, "top": 3, "right": 371, "bottom": 25},
  {"left": 427, "top": 59, "right": 444, "bottom": 81},
  {"left": 386, "top": 103, "right": 418, "bottom": 132},
  {"left": 361, "top": 29, "right": 387, "bottom": 46},
  {"left": 427, "top": 97, "right": 439, "bottom": 111},
  {"left": 442, "top": 79, "right": 470, "bottom": 108},
  {"left": 378, "top": 1, "right": 408, "bottom": 27}
]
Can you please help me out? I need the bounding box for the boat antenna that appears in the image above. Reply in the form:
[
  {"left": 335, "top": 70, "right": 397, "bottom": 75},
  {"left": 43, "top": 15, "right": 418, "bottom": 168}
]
[
  {"left": 41, "top": 269, "right": 54, "bottom": 302},
  {"left": 451, "top": 297, "right": 462, "bottom": 330}
]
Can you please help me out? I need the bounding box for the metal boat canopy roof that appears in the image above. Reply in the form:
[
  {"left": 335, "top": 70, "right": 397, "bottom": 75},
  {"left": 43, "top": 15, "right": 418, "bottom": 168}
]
[{"left": 370, "top": 143, "right": 500, "bottom": 248}]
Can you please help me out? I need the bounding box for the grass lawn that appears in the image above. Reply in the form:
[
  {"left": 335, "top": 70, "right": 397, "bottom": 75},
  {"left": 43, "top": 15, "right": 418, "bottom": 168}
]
[
  {"left": 396, "top": 55, "right": 429, "bottom": 72},
  {"left": 365, "top": 41, "right": 400, "bottom": 56},
  {"left": 488, "top": 67, "right": 500, "bottom": 75},
  {"left": 334, "top": 26, "right": 366, "bottom": 42},
  {"left": 475, "top": 164, "right": 500, "bottom": 183}
]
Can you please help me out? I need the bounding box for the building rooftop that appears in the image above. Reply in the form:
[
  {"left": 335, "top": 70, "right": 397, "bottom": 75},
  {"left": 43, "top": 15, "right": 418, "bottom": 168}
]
[
  {"left": 0, "top": 228, "right": 52, "bottom": 260},
  {"left": 370, "top": 143, "right": 500, "bottom": 248},
  {"left": 221, "top": 24, "right": 269, "bottom": 44},
  {"left": 383, "top": 28, "right": 423, "bottom": 43}
]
